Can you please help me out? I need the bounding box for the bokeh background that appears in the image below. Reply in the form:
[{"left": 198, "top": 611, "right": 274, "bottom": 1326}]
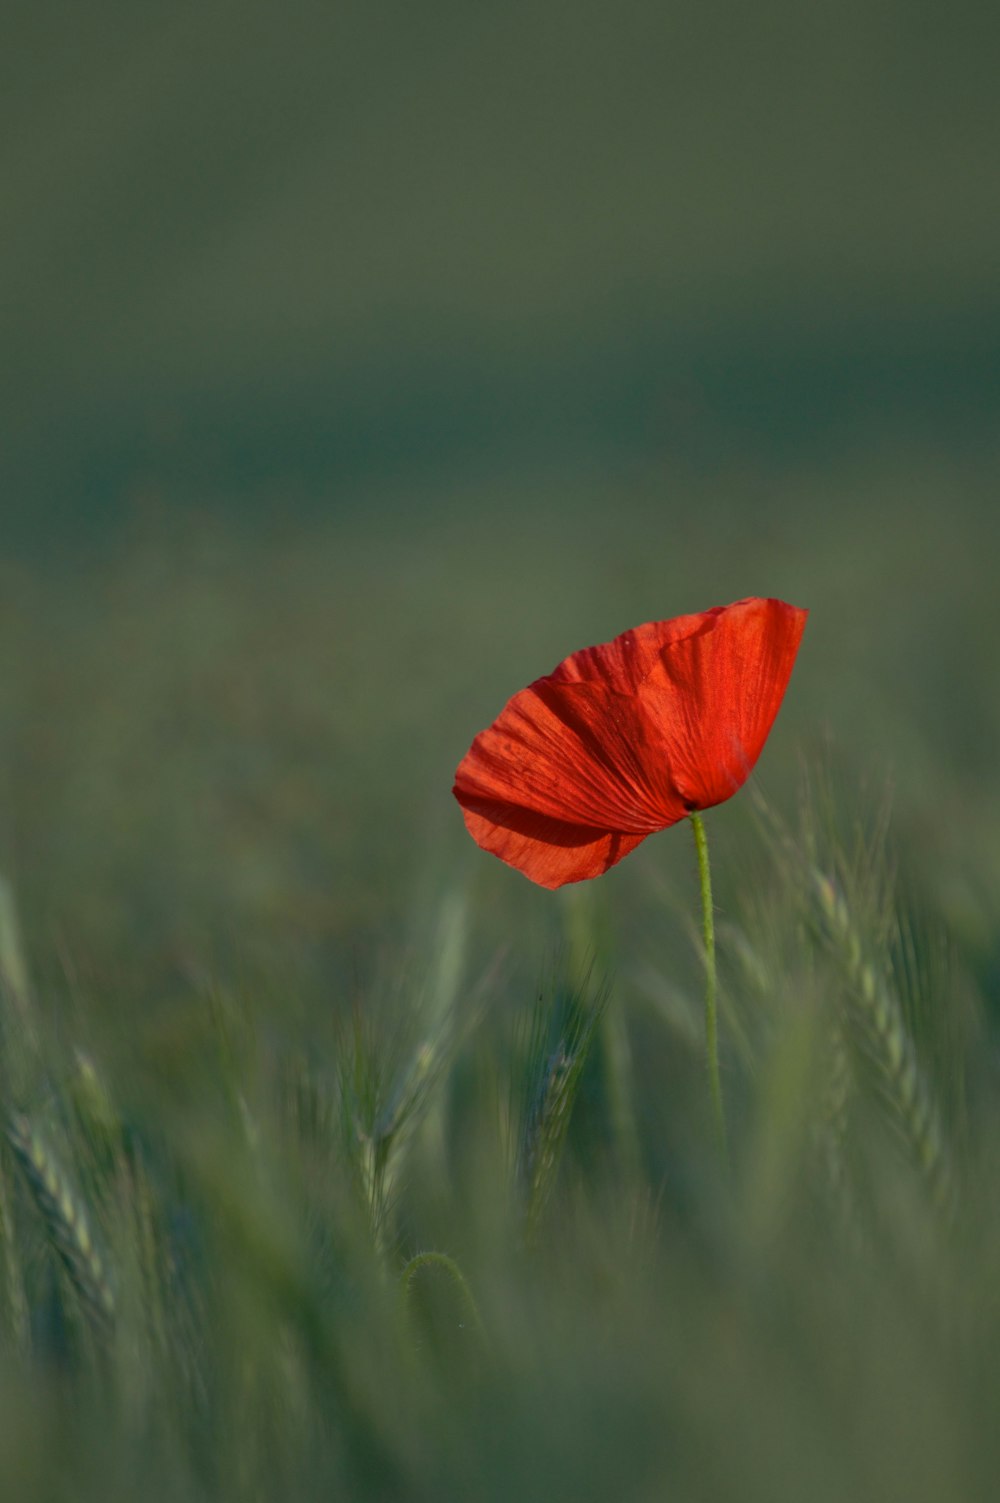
[{"left": 3, "top": 0, "right": 999, "bottom": 1003}]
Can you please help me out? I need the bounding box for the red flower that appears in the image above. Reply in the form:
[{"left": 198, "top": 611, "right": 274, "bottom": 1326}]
[{"left": 453, "top": 597, "right": 807, "bottom": 888}]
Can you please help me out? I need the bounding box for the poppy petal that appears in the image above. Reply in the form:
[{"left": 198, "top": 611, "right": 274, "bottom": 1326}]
[
  {"left": 459, "top": 804, "right": 647, "bottom": 888},
  {"left": 453, "top": 596, "right": 806, "bottom": 887},
  {"left": 453, "top": 677, "right": 690, "bottom": 835},
  {"left": 550, "top": 611, "right": 719, "bottom": 692},
  {"left": 635, "top": 597, "right": 807, "bottom": 811}
]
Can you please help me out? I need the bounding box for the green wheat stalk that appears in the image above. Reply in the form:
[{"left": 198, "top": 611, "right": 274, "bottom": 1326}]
[
  {"left": 398, "top": 1249, "right": 488, "bottom": 1354},
  {"left": 6, "top": 1111, "right": 116, "bottom": 1332},
  {"left": 820, "top": 1015, "right": 853, "bottom": 1199},
  {"left": 523, "top": 1046, "right": 578, "bottom": 1226},
  {"left": 518, "top": 977, "right": 608, "bottom": 1237},
  {"left": 0, "top": 1154, "right": 29, "bottom": 1350},
  {"left": 809, "top": 869, "right": 952, "bottom": 1214}
]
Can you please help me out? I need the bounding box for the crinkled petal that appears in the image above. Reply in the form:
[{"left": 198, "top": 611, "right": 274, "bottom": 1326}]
[
  {"left": 453, "top": 596, "right": 807, "bottom": 888},
  {"left": 636, "top": 597, "right": 807, "bottom": 811},
  {"left": 453, "top": 677, "right": 689, "bottom": 835},
  {"left": 459, "top": 804, "right": 647, "bottom": 888},
  {"left": 550, "top": 611, "right": 719, "bottom": 692}
]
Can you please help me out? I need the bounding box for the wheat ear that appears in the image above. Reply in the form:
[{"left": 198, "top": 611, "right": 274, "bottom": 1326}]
[
  {"left": 6, "top": 1112, "right": 116, "bottom": 1330},
  {"left": 810, "top": 871, "right": 951, "bottom": 1214}
]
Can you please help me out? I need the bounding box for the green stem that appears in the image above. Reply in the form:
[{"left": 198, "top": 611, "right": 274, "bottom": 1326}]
[
  {"left": 398, "top": 1251, "right": 488, "bottom": 1348},
  {"left": 691, "top": 814, "right": 727, "bottom": 1163}
]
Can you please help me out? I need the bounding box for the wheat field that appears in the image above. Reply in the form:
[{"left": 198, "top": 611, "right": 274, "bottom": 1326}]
[{"left": 1, "top": 447, "right": 999, "bottom": 1500}]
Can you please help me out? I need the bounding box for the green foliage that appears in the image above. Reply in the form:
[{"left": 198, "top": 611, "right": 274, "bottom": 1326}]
[
  {"left": 1, "top": 476, "right": 999, "bottom": 1498},
  {"left": 0, "top": 774, "right": 995, "bottom": 1501},
  {"left": 514, "top": 966, "right": 609, "bottom": 1237}
]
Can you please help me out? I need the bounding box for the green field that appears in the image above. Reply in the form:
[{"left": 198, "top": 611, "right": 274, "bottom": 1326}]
[
  {"left": 4, "top": 0, "right": 1000, "bottom": 1495},
  {"left": 2, "top": 446, "right": 1000, "bottom": 1500}
]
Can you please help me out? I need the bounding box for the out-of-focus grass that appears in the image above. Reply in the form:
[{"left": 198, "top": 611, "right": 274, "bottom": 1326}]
[
  {"left": 0, "top": 441, "right": 998, "bottom": 1498},
  {"left": 0, "top": 725, "right": 996, "bottom": 1501},
  {"left": 2, "top": 441, "right": 999, "bottom": 995}
]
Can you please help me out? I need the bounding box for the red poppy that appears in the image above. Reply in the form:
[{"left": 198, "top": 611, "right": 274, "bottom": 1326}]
[{"left": 453, "top": 597, "right": 807, "bottom": 888}]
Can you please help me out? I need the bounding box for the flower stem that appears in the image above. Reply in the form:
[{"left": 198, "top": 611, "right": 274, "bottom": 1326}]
[{"left": 691, "top": 814, "right": 727, "bottom": 1164}]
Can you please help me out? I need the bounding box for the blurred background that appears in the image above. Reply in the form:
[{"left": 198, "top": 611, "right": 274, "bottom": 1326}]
[{"left": 2, "top": 0, "right": 999, "bottom": 999}]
